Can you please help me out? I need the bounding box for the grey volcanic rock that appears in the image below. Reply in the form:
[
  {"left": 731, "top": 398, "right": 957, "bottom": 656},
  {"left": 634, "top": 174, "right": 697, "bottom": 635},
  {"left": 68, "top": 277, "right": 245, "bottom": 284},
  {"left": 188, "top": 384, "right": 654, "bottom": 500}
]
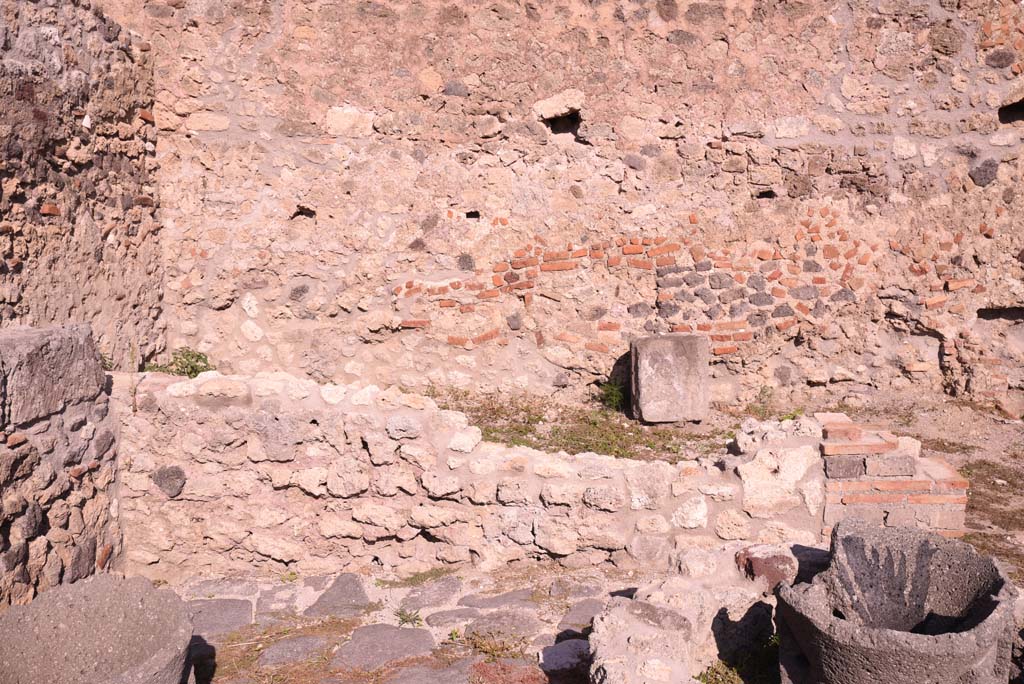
[
  {"left": 0, "top": 325, "right": 104, "bottom": 428},
  {"left": 304, "top": 573, "right": 370, "bottom": 617},
  {"left": 0, "top": 574, "right": 192, "bottom": 684},
  {"left": 330, "top": 624, "right": 435, "bottom": 671},
  {"left": 777, "top": 520, "right": 1018, "bottom": 684},
  {"left": 630, "top": 334, "right": 710, "bottom": 423}
]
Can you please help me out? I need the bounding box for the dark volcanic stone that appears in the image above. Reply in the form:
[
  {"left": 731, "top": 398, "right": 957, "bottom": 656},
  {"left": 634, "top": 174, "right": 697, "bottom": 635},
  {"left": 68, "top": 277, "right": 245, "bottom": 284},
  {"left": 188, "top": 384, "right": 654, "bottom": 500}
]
[
  {"left": 152, "top": 465, "right": 186, "bottom": 498},
  {"left": 985, "top": 48, "right": 1016, "bottom": 69},
  {"left": 304, "top": 574, "right": 369, "bottom": 618},
  {"left": 969, "top": 159, "right": 999, "bottom": 187},
  {"left": 330, "top": 624, "right": 435, "bottom": 671}
]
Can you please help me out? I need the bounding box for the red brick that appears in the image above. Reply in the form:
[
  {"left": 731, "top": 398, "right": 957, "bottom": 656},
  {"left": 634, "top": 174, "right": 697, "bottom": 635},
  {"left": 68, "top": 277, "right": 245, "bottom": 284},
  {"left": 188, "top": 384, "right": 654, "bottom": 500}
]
[
  {"left": 647, "top": 243, "right": 680, "bottom": 258},
  {"left": 922, "top": 294, "right": 948, "bottom": 309},
  {"left": 447, "top": 335, "right": 469, "bottom": 346},
  {"left": 511, "top": 257, "right": 539, "bottom": 269},
  {"left": 40, "top": 203, "right": 60, "bottom": 216},
  {"left": 473, "top": 328, "right": 501, "bottom": 345},
  {"left": 713, "top": 320, "right": 748, "bottom": 331},
  {"left": 589, "top": 250, "right": 605, "bottom": 259},
  {"left": 540, "top": 261, "right": 577, "bottom": 272},
  {"left": 607, "top": 256, "right": 622, "bottom": 267},
  {"left": 713, "top": 345, "right": 739, "bottom": 355},
  {"left": 732, "top": 331, "right": 753, "bottom": 342},
  {"left": 628, "top": 258, "right": 653, "bottom": 270},
  {"left": 138, "top": 109, "right": 155, "bottom": 123},
  {"left": 598, "top": 321, "right": 621, "bottom": 332},
  {"left": 656, "top": 256, "right": 676, "bottom": 267},
  {"left": 585, "top": 342, "right": 609, "bottom": 353},
  {"left": 776, "top": 318, "right": 798, "bottom": 331},
  {"left": 544, "top": 250, "right": 571, "bottom": 261},
  {"left": 873, "top": 480, "right": 933, "bottom": 492},
  {"left": 688, "top": 213, "right": 698, "bottom": 224},
  {"left": 439, "top": 299, "right": 457, "bottom": 308},
  {"left": 400, "top": 319, "right": 430, "bottom": 329},
  {"left": 478, "top": 289, "right": 500, "bottom": 299},
  {"left": 671, "top": 324, "right": 694, "bottom": 333},
  {"left": 459, "top": 304, "right": 475, "bottom": 313},
  {"left": 945, "top": 278, "right": 976, "bottom": 291},
  {"left": 622, "top": 245, "right": 644, "bottom": 255}
]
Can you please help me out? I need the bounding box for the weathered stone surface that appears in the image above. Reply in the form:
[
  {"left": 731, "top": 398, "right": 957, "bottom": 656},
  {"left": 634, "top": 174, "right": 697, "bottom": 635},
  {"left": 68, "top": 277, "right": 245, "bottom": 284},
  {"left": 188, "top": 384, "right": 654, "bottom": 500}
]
[
  {"left": 464, "top": 609, "right": 543, "bottom": 639},
  {"left": 304, "top": 574, "right": 370, "bottom": 617},
  {"left": 589, "top": 598, "right": 692, "bottom": 684},
  {"left": 401, "top": 574, "right": 463, "bottom": 611},
  {"left": 330, "top": 624, "right": 435, "bottom": 671},
  {"left": 737, "top": 445, "right": 819, "bottom": 518},
  {"left": 188, "top": 598, "right": 252, "bottom": 638},
  {"left": 0, "top": 575, "right": 192, "bottom": 684},
  {"left": 0, "top": 326, "right": 104, "bottom": 428},
  {"left": 152, "top": 466, "right": 186, "bottom": 498},
  {"left": 778, "top": 520, "right": 1018, "bottom": 684},
  {"left": 735, "top": 544, "right": 799, "bottom": 590},
  {"left": 631, "top": 334, "right": 710, "bottom": 423},
  {"left": 257, "top": 635, "right": 327, "bottom": 668}
]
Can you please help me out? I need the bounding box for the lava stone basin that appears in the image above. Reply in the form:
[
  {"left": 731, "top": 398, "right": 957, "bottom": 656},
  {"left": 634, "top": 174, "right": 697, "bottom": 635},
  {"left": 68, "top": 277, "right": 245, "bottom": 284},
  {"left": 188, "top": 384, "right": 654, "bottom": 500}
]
[
  {"left": 0, "top": 574, "right": 193, "bottom": 684},
  {"left": 777, "top": 520, "right": 1017, "bottom": 684}
]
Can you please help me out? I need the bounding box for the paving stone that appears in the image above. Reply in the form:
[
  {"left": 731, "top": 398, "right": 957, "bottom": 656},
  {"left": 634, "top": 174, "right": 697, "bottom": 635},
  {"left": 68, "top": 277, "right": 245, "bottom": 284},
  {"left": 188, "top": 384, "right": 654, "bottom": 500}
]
[
  {"left": 382, "top": 655, "right": 482, "bottom": 684},
  {"left": 304, "top": 573, "right": 370, "bottom": 618},
  {"left": 188, "top": 598, "right": 253, "bottom": 639},
  {"left": 330, "top": 624, "right": 435, "bottom": 671},
  {"left": 425, "top": 607, "right": 481, "bottom": 627},
  {"left": 401, "top": 574, "right": 463, "bottom": 611},
  {"left": 457, "top": 588, "right": 537, "bottom": 610},
  {"left": 465, "top": 609, "right": 543, "bottom": 640},
  {"left": 258, "top": 635, "right": 328, "bottom": 668},
  {"left": 556, "top": 598, "right": 606, "bottom": 635},
  {"left": 547, "top": 578, "right": 603, "bottom": 599},
  {"left": 256, "top": 576, "right": 333, "bottom": 622}
]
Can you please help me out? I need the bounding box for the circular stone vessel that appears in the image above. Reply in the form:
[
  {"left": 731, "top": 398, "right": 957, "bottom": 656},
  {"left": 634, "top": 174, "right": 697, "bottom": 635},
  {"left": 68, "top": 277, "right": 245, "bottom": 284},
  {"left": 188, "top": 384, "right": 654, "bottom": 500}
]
[
  {"left": 0, "top": 574, "right": 193, "bottom": 684},
  {"left": 777, "top": 520, "right": 1018, "bottom": 684}
]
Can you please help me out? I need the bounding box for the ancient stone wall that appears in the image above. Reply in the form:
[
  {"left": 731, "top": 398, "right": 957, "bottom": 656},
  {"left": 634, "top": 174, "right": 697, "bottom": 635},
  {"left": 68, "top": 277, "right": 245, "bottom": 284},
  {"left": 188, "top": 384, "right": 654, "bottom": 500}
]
[
  {"left": 0, "top": 325, "right": 121, "bottom": 609},
  {"left": 95, "top": 0, "right": 1024, "bottom": 408},
  {"left": 0, "top": 0, "right": 164, "bottom": 367},
  {"left": 114, "top": 369, "right": 967, "bottom": 585},
  {"left": 114, "top": 371, "right": 828, "bottom": 582}
]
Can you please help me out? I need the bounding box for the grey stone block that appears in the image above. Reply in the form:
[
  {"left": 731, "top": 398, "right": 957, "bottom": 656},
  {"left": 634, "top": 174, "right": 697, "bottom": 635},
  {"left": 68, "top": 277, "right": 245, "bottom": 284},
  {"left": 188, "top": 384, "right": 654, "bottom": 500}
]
[
  {"left": 188, "top": 598, "right": 252, "bottom": 639},
  {"left": 257, "top": 635, "right": 327, "bottom": 668},
  {"left": 0, "top": 325, "right": 105, "bottom": 428},
  {"left": 0, "top": 574, "right": 192, "bottom": 684},
  {"left": 865, "top": 454, "right": 916, "bottom": 477},
  {"left": 304, "top": 573, "right": 370, "bottom": 617},
  {"left": 630, "top": 334, "right": 710, "bottom": 423},
  {"left": 330, "top": 624, "right": 435, "bottom": 671},
  {"left": 824, "top": 454, "right": 865, "bottom": 479},
  {"left": 777, "top": 520, "right": 1018, "bottom": 684}
]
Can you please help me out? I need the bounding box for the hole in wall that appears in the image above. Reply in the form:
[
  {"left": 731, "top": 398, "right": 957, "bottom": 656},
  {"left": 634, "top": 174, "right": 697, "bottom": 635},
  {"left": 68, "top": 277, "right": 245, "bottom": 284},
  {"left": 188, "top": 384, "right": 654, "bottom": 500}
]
[
  {"left": 543, "top": 111, "right": 581, "bottom": 136},
  {"left": 998, "top": 99, "right": 1024, "bottom": 125},
  {"left": 978, "top": 307, "right": 1024, "bottom": 321},
  {"left": 290, "top": 205, "right": 316, "bottom": 219},
  {"left": 756, "top": 189, "right": 777, "bottom": 199},
  {"left": 465, "top": 210, "right": 480, "bottom": 219}
]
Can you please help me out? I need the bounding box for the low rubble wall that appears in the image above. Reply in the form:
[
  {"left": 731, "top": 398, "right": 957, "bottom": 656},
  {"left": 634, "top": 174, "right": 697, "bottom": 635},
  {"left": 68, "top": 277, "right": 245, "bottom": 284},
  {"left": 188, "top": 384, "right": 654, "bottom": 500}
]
[
  {"left": 0, "top": 326, "right": 121, "bottom": 609},
  {"left": 115, "top": 371, "right": 968, "bottom": 584}
]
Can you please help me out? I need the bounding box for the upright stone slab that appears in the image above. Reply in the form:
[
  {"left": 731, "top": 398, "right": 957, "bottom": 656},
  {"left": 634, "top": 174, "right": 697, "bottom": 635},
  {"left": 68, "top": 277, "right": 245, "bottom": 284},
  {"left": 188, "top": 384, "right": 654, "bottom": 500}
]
[{"left": 630, "top": 334, "right": 709, "bottom": 423}]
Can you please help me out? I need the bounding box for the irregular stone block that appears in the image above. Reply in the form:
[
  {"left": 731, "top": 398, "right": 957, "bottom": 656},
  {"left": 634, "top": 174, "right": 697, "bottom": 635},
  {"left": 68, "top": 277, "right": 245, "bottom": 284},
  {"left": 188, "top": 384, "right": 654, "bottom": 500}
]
[
  {"left": 824, "top": 454, "right": 865, "bottom": 479},
  {"left": 777, "top": 520, "right": 1018, "bottom": 684},
  {"left": 0, "top": 325, "right": 104, "bottom": 428},
  {"left": 330, "top": 624, "right": 434, "bottom": 671},
  {"left": 0, "top": 575, "right": 192, "bottom": 684},
  {"left": 630, "top": 334, "right": 710, "bottom": 423},
  {"left": 304, "top": 574, "right": 370, "bottom": 618}
]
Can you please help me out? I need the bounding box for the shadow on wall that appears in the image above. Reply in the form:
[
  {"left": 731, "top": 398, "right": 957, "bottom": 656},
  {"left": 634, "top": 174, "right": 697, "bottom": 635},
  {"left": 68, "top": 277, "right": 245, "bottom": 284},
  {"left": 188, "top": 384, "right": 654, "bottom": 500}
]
[{"left": 710, "top": 602, "right": 776, "bottom": 681}]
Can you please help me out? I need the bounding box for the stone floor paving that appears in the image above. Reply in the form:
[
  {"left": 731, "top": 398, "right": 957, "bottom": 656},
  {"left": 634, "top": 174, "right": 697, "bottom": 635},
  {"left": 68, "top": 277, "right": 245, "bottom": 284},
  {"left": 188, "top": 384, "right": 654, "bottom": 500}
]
[{"left": 180, "top": 561, "right": 648, "bottom": 684}]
